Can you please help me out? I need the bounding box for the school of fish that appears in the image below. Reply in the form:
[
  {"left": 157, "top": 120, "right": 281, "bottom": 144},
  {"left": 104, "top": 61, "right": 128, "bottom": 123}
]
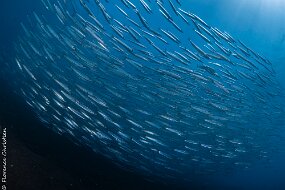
[{"left": 3, "top": 0, "right": 285, "bottom": 183}]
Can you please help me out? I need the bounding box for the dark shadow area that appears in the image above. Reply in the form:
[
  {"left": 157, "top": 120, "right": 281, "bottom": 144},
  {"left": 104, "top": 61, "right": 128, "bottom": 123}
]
[{"left": 0, "top": 78, "right": 187, "bottom": 190}]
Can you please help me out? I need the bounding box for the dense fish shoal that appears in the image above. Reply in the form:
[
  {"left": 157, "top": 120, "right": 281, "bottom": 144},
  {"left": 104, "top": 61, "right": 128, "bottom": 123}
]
[{"left": 2, "top": 0, "right": 284, "bottom": 183}]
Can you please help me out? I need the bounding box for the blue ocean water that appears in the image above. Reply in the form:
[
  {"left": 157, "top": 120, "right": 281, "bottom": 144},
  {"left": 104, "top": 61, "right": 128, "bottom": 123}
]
[{"left": 1, "top": 0, "right": 285, "bottom": 189}]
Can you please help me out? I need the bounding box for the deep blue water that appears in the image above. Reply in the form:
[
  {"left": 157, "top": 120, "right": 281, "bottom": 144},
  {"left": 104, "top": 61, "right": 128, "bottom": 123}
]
[{"left": 1, "top": 0, "right": 285, "bottom": 189}]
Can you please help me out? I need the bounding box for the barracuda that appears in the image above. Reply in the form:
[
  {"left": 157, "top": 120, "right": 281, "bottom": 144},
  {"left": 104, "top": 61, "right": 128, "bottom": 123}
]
[{"left": 6, "top": 0, "right": 285, "bottom": 183}]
